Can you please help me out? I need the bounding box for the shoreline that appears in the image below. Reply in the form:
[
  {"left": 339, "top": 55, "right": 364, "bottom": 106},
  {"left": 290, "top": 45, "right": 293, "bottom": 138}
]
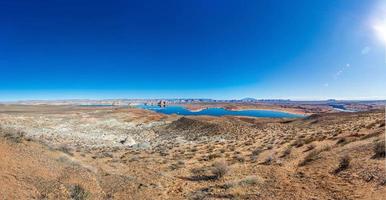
[{"left": 178, "top": 104, "right": 311, "bottom": 116}]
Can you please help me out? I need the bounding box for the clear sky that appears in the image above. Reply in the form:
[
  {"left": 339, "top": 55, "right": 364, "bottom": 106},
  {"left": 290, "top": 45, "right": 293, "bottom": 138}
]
[{"left": 1, "top": 0, "right": 385, "bottom": 101}]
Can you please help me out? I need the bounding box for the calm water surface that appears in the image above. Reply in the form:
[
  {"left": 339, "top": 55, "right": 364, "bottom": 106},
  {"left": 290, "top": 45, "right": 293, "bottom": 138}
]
[{"left": 137, "top": 105, "right": 304, "bottom": 118}]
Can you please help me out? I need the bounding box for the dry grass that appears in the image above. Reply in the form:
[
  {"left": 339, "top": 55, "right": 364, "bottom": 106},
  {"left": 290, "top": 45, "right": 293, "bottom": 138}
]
[
  {"left": 0, "top": 127, "right": 25, "bottom": 143},
  {"left": 211, "top": 161, "right": 228, "bottom": 179},
  {"left": 334, "top": 155, "right": 350, "bottom": 174},
  {"left": 298, "top": 150, "right": 319, "bottom": 167},
  {"left": 372, "top": 140, "right": 385, "bottom": 159},
  {"left": 238, "top": 176, "right": 263, "bottom": 186},
  {"left": 303, "top": 144, "right": 316, "bottom": 152},
  {"left": 69, "top": 184, "right": 89, "bottom": 200},
  {"left": 279, "top": 146, "right": 292, "bottom": 158}
]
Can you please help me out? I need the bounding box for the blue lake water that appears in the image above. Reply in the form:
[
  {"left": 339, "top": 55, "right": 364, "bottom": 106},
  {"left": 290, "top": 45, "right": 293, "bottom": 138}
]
[{"left": 137, "top": 105, "right": 304, "bottom": 118}]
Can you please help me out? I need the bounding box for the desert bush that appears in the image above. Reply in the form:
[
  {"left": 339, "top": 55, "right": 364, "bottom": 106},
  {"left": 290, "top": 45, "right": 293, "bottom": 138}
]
[
  {"left": 298, "top": 150, "right": 320, "bottom": 166},
  {"left": 380, "top": 178, "right": 386, "bottom": 186},
  {"left": 360, "top": 130, "right": 382, "bottom": 140},
  {"left": 303, "top": 144, "right": 316, "bottom": 152},
  {"left": 189, "top": 190, "right": 207, "bottom": 200},
  {"left": 57, "top": 145, "right": 74, "bottom": 156},
  {"left": 304, "top": 137, "right": 315, "bottom": 144},
  {"left": 69, "top": 184, "right": 89, "bottom": 200},
  {"left": 211, "top": 162, "right": 228, "bottom": 179},
  {"left": 177, "top": 160, "right": 185, "bottom": 165},
  {"left": 291, "top": 138, "right": 305, "bottom": 148},
  {"left": 0, "top": 128, "right": 25, "bottom": 143},
  {"left": 379, "top": 121, "right": 385, "bottom": 127},
  {"left": 299, "top": 145, "right": 331, "bottom": 167},
  {"left": 99, "top": 152, "right": 113, "bottom": 158},
  {"left": 334, "top": 155, "right": 350, "bottom": 174},
  {"left": 372, "top": 140, "right": 385, "bottom": 159},
  {"left": 238, "top": 176, "right": 262, "bottom": 186},
  {"left": 260, "top": 155, "right": 273, "bottom": 165},
  {"left": 250, "top": 152, "right": 260, "bottom": 162},
  {"left": 279, "top": 146, "right": 292, "bottom": 158},
  {"left": 320, "top": 145, "right": 332, "bottom": 152},
  {"left": 335, "top": 128, "right": 343, "bottom": 134},
  {"left": 208, "top": 153, "right": 221, "bottom": 160},
  {"left": 234, "top": 155, "right": 245, "bottom": 162},
  {"left": 169, "top": 163, "right": 181, "bottom": 170},
  {"left": 190, "top": 167, "right": 206, "bottom": 175},
  {"left": 251, "top": 148, "right": 262, "bottom": 156},
  {"left": 336, "top": 138, "right": 346, "bottom": 145}
]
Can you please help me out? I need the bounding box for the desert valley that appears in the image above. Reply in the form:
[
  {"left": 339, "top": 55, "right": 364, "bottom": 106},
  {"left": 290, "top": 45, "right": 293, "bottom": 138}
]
[{"left": 0, "top": 101, "right": 384, "bottom": 199}]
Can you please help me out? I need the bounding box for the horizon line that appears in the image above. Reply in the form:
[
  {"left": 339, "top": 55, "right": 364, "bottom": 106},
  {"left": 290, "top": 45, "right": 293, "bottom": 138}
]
[{"left": 1, "top": 98, "right": 385, "bottom": 103}]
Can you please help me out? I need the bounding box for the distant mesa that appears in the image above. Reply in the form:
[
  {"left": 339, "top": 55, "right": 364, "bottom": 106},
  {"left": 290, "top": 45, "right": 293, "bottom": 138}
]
[
  {"left": 158, "top": 100, "right": 167, "bottom": 107},
  {"left": 240, "top": 97, "right": 258, "bottom": 102}
]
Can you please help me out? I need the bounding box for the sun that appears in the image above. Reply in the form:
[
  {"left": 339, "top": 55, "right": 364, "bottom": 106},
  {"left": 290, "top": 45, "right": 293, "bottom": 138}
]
[
  {"left": 373, "top": 20, "right": 386, "bottom": 45},
  {"left": 371, "top": 1, "right": 386, "bottom": 46}
]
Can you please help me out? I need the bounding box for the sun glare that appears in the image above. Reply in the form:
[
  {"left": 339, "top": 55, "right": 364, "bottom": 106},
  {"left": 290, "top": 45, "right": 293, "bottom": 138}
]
[
  {"left": 373, "top": 21, "right": 386, "bottom": 45},
  {"left": 371, "top": 2, "right": 386, "bottom": 46}
]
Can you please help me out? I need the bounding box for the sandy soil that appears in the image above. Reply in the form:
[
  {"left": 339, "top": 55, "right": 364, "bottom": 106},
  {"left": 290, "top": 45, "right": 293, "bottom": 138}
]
[{"left": 0, "top": 105, "right": 385, "bottom": 199}]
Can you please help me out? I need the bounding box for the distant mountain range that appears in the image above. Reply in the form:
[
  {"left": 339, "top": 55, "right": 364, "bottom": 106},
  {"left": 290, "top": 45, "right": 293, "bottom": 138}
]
[{"left": 1, "top": 98, "right": 385, "bottom": 106}]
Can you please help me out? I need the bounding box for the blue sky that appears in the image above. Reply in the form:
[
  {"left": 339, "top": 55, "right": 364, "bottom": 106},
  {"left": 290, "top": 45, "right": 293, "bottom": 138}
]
[{"left": 0, "top": 0, "right": 385, "bottom": 100}]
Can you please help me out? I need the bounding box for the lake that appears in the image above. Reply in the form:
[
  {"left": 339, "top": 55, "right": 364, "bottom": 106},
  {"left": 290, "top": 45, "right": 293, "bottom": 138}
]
[{"left": 137, "top": 105, "right": 304, "bottom": 118}]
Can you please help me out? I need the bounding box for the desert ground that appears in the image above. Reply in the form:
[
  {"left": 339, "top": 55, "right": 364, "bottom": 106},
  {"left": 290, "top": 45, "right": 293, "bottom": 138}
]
[{"left": 0, "top": 104, "right": 385, "bottom": 200}]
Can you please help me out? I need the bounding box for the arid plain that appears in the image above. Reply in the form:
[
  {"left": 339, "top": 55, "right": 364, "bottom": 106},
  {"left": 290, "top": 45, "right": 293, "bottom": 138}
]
[{"left": 0, "top": 103, "right": 385, "bottom": 200}]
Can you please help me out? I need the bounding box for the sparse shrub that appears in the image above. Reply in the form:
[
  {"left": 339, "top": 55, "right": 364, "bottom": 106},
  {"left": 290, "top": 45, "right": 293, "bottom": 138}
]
[
  {"left": 251, "top": 148, "right": 263, "bottom": 162},
  {"left": 234, "top": 155, "right": 245, "bottom": 162},
  {"left": 219, "top": 182, "right": 235, "bottom": 189},
  {"left": 190, "top": 167, "right": 206, "bottom": 175},
  {"left": 251, "top": 148, "right": 262, "bottom": 156},
  {"left": 320, "top": 145, "right": 332, "bottom": 152},
  {"left": 334, "top": 155, "right": 350, "bottom": 174},
  {"left": 0, "top": 128, "right": 25, "bottom": 143},
  {"left": 291, "top": 138, "right": 304, "bottom": 148},
  {"left": 169, "top": 163, "right": 181, "bottom": 170},
  {"left": 208, "top": 153, "right": 220, "bottom": 160},
  {"left": 69, "top": 184, "right": 88, "bottom": 200},
  {"left": 189, "top": 190, "right": 207, "bottom": 200},
  {"left": 335, "top": 128, "right": 343, "bottom": 134},
  {"left": 298, "top": 150, "right": 319, "bottom": 167},
  {"left": 57, "top": 145, "right": 74, "bottom": 156},
  {"left": 279, "top": 146, "right": 292, "bottom": 158},
  {"left": 317, "top": 135, "right": 327, "bottom": 141},
  {"left": 360, "top": 130, "right": 381, "bottom": 140},
  {"left": 177, "top": 160, "right": 185, "bottom": 165},
  {"left": 260, "top": 155, "right": 273, "bottom": 165},
  {"left": 336, "top": 138, "right": 346, "bottom": 145},
  {"left": 238, "top": 176, "right": 262, "bottom": 186},
  {"left": 211, "top": 162, "right": 228, "bottom": 179},
  {"left": 372, "top": 140, "right": 385, "bottom": 159},
  {"left": 159, "top": 151, "right": 169, "bottom": 156},
  {"left": 299, "top": 145, "right": 331, "bottom": 167},
  {"left": 304, "top": 137, "right": 315, "bottom": 144},
  {"left": 379, "top": 178, "right": 386, "bottom": 186},
  {"left": 303, "top": 144, "right": 316, "bottom": 152},
  {"left": 379, "top": 121, "right": 385, "bottom": 128},
  {"left": 99, "top": 152, "right": 113, "bottom": 158}
]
